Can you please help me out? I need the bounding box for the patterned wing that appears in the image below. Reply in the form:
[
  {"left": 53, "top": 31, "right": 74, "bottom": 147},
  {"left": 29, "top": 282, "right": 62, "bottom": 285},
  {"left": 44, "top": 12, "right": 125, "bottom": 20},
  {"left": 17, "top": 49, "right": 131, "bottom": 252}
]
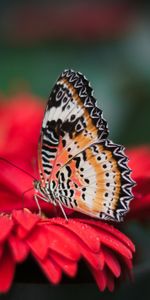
[
  {"left": 38, "top": 69, "right": 108, "bottom": 186},
  {"left": 55, "top": 140, "right": 134, "bottom": 221},
  {"left": 38, "top": 69, "right": 134, "bottom": 221}
]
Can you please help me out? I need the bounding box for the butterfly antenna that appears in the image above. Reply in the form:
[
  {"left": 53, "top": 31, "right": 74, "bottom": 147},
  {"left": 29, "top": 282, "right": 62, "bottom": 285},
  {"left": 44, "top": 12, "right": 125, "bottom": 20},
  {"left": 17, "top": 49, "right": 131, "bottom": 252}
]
[
  {"left": 0, "top": 157, "right": 37, "bottom": 180},
  {"left": 22, "top": 187, "right": 34, "bottom": 210}
]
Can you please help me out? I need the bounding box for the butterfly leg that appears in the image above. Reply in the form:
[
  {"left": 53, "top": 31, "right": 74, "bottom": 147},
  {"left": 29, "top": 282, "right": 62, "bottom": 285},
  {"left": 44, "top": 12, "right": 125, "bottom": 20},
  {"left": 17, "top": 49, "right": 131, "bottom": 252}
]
[
  {"left": 34, "top": 194, "right": 42, "bottom": 215},
  {"left": 34, "top": 194, "right": 50, "bottom": 215},
  {"left": 56, "top": 199, "right": 68, "bottom": 221}
]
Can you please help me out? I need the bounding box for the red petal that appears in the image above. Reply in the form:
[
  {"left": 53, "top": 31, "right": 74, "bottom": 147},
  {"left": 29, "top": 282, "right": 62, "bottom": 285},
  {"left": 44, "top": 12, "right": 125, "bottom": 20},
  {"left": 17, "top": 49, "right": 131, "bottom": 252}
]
[
  {"left": 79, "top": 244, "right": 104, "bottom": 270},
  {"left": 35, "top": 254, "right": 62, "bottom": 284},
  {"left": 50, "top": 251, "right": 77, "bottom": 277},
  {"left": 105, "top": 267, "right": 115, "bottom": 292},
  {"left": 44, "top": 224, "right": 80, "bottom": 261},
  {"left": 27, "top": 226, "right": 49, "bottom": 260},
  {"left": 122, "top": 257, "right": 133, "bottom": 270},
  {"left": 9, "top": 234, "right": 29, "bottom": 262},
  {"left": 12, "top": 210, "right": 40, "bottom": 232},
  {"left": 103, "top": 247, "right": 121, "bottom": 277},
  {"left": 94, "top": 227, "right": 133, "bottom": 259},
  {"left": 0, "top": 216, "right": 13, "bottom": 242},
  {"left": 121, "top": 257, "right": 134, "bottom": 281},
  {"left": 121, "top": 257, "right": 133, "bottom": 280},
  {"left": 97, "top": 251, "right": 105, "bottom": 270},
  {"left": 91, "top": 267, "right": 107, "bottom": 291},
  {"left": 78, "top": 219, "right": 135, "bottom": 252},
  {"left": 16, "top": 225, "right": 29, "bottom": 239},
  {"left": 50, "top": 218, "right": 100, "bottom": 252},
  {"left": 0, "top": 245, "right": 3, "bottom": 260},
  {"left": 0, "top": 247, "right": 15, "bottom": 293}
]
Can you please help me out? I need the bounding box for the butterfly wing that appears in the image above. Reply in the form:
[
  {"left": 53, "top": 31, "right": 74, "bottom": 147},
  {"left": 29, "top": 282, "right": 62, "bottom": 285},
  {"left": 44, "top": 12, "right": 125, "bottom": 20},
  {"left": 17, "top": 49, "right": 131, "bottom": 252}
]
[
  {"left": 38, "top": 69, "right": 108, "bottom": 185},
  {"left": 55, "top": 140, "right": 134, "bottom": 221},
  {"left": 38, "top": 69, "right": 134, "bottom": 221}
]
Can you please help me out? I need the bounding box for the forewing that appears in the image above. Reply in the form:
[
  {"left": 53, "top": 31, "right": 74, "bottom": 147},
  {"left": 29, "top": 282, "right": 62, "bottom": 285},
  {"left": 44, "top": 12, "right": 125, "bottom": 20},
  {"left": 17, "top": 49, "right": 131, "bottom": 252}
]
[
  {"left": 38, "top": 69, "right": 108, "bottom": 186},
  {"left": 55, "top": 140, "right": 135, "bottom": 221}
]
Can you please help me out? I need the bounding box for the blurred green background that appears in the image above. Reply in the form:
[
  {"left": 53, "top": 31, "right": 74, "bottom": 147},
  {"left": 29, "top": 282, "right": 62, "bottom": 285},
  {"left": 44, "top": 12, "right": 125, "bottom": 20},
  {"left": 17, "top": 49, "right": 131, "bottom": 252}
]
[
  {"left": 0, "top": 1, "right": 150, "bottom": 146},
  {"left": 0, "top": 1, "right": 149, "bottom": 299}
]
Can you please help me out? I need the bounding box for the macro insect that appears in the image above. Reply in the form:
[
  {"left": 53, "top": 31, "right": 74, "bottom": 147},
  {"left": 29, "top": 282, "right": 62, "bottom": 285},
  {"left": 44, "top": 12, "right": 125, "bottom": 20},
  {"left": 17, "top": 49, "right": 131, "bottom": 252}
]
[{"left": 34, "top": 69, "right": 134, "bottom": 221}]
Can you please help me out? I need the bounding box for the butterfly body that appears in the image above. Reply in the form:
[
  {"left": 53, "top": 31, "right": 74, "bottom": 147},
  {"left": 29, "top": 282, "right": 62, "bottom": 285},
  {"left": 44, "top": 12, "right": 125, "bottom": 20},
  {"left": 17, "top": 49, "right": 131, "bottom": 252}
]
[
  {"left": 35, "top": 69, "right": 135, "bottom": 221},
  {"left": 34, "top": 179, "right": 57, "bottom": 203}
]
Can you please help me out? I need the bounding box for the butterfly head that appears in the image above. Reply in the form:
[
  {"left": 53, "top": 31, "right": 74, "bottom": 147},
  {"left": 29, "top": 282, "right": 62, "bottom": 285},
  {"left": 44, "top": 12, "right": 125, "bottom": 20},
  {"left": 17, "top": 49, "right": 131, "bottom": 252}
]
[
  {"left": 33, "top": 179, "right": 47, "bottom": 197},
  {"left": 33, "top": 179, "right": 57, "bottom": 206}
]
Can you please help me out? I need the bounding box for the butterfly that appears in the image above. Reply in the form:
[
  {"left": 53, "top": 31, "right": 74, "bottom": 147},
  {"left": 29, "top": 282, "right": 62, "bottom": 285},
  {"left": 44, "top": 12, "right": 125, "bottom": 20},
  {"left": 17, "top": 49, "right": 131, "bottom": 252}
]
[{"left": 34, "top": 69, "right": 135, "bottom": 222}]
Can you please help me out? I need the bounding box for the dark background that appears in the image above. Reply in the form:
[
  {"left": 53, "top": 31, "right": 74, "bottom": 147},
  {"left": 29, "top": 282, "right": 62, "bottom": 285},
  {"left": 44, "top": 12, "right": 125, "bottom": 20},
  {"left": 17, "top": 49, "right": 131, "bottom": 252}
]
[{"left": 0, "top": 1, "right": 149, "bottom": 299}]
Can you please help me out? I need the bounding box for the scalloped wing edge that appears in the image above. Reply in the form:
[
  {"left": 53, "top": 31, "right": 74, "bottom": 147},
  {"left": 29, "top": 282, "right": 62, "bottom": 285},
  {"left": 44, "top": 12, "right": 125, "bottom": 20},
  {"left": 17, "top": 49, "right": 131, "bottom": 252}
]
[
  {"left": 60, "top": 69, "right": 109, "bottom": 140},
  {"left": 99, "top": 139, "right": 136, "bottom": 222}
]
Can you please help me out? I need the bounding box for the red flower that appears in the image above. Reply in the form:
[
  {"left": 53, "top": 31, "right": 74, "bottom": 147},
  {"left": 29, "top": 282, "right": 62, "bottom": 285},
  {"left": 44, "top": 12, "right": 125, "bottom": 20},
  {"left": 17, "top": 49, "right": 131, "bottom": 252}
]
[
  {"left": 0, "top": 94, "right": 43, "bottom": 211},
  {"left": 0, "top": 94, "right": 72, "bottom": 216},
  {"left": 0, "top": 209, "right": 135, "bottom": 293},
  {"left": 127, "top": 147, "right": 150, "bottom": 221},
  {"left": 0, "top": 94, "right": 135, "bottom": 293}
]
